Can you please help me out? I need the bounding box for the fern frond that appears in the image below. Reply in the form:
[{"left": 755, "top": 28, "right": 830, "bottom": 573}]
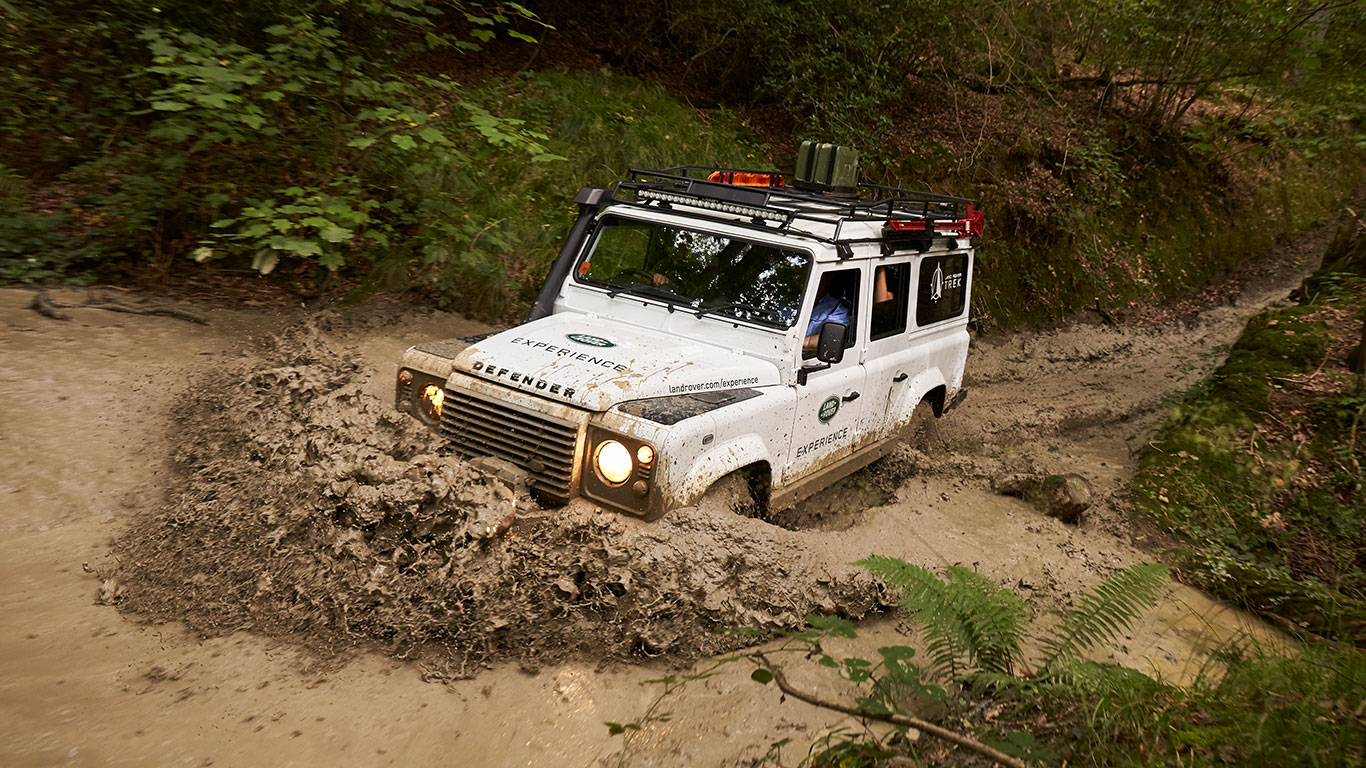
[
  {"left": 947, "top": 569, "right": 1027, "bottom": 675},
  {"left": 0, "top": 164, "right": 24, "bottom": 202},
  {"left": 857, "top": 557, "right": 1027, "bottom": 677},
  {"left": 1037, "top": 563, "right": 1169, "bottom": 673},
  {"left": 857, "top": 556, "right": 968, "bottom": 677},
  {"left": 857, "top": 555, "right": 943, "bottom": 603}
]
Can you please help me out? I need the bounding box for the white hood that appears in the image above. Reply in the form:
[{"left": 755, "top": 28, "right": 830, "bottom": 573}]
[{"left": 452, "top": 314, "right": 781, "bottom": 411}]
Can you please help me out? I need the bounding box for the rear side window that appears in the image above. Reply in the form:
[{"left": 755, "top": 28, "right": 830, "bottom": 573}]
[
  {"left": 916, "top": 254, "right": 969, "bottom": 326},
  {"left": 870, "top": 263, "right": 911, "bottom": 340}
]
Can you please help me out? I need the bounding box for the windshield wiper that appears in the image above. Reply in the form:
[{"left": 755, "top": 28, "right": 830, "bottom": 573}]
[
  {"left": 631, "top": 284, "right": 695, "bottom": 305},
  {"left": 694, "top": 301, "right": 777, "bottom": 324}
]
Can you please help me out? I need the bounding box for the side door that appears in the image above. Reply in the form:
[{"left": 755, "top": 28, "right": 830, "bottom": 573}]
[
  {"left": 786, "top": 265, "right": 866, "bottom": 480},
  {"left": 856, "top": 257, "right": 919, "bottom": 440}
]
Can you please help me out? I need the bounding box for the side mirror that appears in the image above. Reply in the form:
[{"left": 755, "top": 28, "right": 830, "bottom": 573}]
[
  {"left": 816, "top": 321, "right": 846, "bottom": 364},
  {"left": 798, "top": 321, "right": 847, "bottom": 385}
]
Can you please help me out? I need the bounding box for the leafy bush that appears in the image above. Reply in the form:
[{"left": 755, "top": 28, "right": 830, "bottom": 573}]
[
  {"left": 0, "top": 0, "right": 552, "bottom": 287},
  {"left": 0, "top": 164, "right": 100, "bottom": 282},
  {"left": 403, "top": 69, "right": 765, "bottom": 317}
]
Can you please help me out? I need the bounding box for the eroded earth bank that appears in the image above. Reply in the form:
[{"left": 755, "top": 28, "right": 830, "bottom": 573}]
[{"left": 0, "top": 230, "right": 1328, "bottom": 767}]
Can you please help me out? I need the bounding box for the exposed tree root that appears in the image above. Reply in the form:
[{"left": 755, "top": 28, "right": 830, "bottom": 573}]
[
  {"left": 28, "top": 290, "right": 209, "bottom": 325},
  {"left": 27, "top": 292, "right": 70, "bottom": 320}
]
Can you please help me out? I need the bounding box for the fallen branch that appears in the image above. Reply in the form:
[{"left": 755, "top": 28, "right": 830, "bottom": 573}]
[
  {"left": 28, "top": 292, "right": 70, "bottom": 321},
  {"left": 79, "top": 299, "right": 210, "bottom": 325},
  {"left": 756, "top": 653, "right": 1028, "bottom": 768},
  {"left": 27, "top": 290, "right": 209, "bottom": 325}
]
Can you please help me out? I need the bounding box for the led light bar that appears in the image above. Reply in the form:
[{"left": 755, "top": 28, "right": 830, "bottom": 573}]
[{"left": 636, "top": 188, "right": 788, "bottom": 222}]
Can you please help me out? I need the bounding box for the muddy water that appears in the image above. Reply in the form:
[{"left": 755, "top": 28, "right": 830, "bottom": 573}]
[{"left": 0, "top": 238, "right": 1319, "bottom": 768}]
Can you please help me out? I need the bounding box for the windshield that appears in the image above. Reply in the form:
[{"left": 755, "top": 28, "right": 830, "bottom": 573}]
[{"left": 574, "top": 215, "right": 811, "bottom": 329}]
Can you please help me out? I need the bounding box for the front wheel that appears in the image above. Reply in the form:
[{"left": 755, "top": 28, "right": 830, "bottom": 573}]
[{"left": 697, "top": 469, "right": 767, "bottom": 520}]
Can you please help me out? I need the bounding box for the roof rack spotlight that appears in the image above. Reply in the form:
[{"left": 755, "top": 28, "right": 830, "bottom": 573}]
[
  {"left": 706, "top": 171, "right": 786, "bottom": 188},
  {"left": 636, "top": 188, "right": 788, "bottom": 222}
]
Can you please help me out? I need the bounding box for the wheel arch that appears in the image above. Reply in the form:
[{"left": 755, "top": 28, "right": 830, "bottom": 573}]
[{"left": 670, "top": 435, "right": 775, "bottom": 510}]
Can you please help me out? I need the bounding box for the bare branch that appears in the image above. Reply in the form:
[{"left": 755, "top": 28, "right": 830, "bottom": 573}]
[{"left": 756, "top": 653, "right": 1028, "bottom": 768}]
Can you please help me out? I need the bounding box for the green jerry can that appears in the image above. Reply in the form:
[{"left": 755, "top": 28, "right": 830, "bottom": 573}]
[{"left": 794, "top": 140, "right": 859, "bottom": 190}]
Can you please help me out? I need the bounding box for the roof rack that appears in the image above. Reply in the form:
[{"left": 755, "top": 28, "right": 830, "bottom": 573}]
[{"left": 608, "top": 166, "right": 983, "bottom": 253}]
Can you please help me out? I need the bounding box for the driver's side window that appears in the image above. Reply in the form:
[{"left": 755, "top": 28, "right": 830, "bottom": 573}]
[{"left": 802, "top": 267, "right": 860, "bottom": 358}]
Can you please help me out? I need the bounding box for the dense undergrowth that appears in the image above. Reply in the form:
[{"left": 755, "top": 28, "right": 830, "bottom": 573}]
[
  {"left": 993, "top": 642, "right": 1366, "bottom": 767},
  {"left": 3, "top": 1, "right": 1365, "bottom": 328},
  {"left": 1133, "top": 223, "right": 1366, "bottom": 645}
]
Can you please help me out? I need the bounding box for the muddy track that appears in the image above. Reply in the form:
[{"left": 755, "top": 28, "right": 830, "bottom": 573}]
[{"left": 0, "top": 227, "right": 1329, "bottom": 767}]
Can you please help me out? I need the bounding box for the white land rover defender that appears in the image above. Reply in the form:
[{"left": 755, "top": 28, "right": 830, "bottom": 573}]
[{"left": 396, "top": 143, "right": 982, "bottom": 520}]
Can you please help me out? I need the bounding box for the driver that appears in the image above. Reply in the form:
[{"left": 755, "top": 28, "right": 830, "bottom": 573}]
[{"left": 803, "top": 272, "right": 850, "bottom": 353}]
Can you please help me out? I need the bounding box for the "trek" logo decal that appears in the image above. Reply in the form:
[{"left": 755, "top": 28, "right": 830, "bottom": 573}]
[{"left": 928, "top": 265, "right": 965, "bottom": 303}]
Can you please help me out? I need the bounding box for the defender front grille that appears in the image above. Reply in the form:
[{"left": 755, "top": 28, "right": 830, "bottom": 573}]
[{"left": 441, "top": 388, "right": 582, "bottom": 502}]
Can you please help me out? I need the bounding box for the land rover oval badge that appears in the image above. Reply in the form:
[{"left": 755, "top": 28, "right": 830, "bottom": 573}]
[
  {"left": 818, "top": 395, "right": 840, "bottom": 423},
  {"left": 566, "top": 333, "right": 614, "bottom": 348}
]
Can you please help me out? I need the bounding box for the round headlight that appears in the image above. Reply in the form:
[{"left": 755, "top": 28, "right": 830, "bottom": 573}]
[
  {"left": 594, "top": 440, "right": 633, "bottom": 485},
  {"left": 636, "top": 444, "right": 655, "bottom": 465},
  {"left": 421, "top": 384, "right": 445, "bottom": 420}
]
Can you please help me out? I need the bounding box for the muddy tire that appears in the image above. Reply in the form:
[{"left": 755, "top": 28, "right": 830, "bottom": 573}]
[
  {"left": 698, "top": 470, "right": 766, "bottom": 520},
  {"left": 905, "top": 399, "right": 938, "bottom": 450}
]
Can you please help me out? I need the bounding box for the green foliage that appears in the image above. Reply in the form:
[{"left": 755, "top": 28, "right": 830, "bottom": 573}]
[
  {"left": 3, "top": 0, "right": 1364, "bottom": 331},
  {"left": 124, "top": 13, "right": 556, "bottom": 281},
  {"left": 856, "top": 556, "right": 1028, "bottom": 677},
  {"left": 598, "top": 0, "right": 967, "bottom": 144},
  {"left": 407, "top": 69, "right": 763, "bottom": 317},
  {"left": 1036, "top": 563, "right": 1169, "bottom": 670},
  {"left": 1062, "top": 131, "right": 1129, "bottom": 209},
  {"left": 966, "top": 125, "right": 1362, "bottom": 331},
  {"left": 859, "top": 556, "right": 1168, "bottom": 679},
  {"left": 0, "top": 0, "right": 551, "bottom": 290},
  {"left": 610, "top": 561, "right": 1360, "bottom": 766},
  {"left": 0, "top": 165, "right": 100, "bottom": 282},
  {"left": 1011, "top": 643, "right": 1366, "bottom": 767}
]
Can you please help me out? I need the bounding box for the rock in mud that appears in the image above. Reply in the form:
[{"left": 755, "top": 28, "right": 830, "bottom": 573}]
[
  {"left": 111, "top": 318, "right": 878, "bottom": 677},
  {"left": 993, "top": 472, "right": 1093, "bottom": 524}
]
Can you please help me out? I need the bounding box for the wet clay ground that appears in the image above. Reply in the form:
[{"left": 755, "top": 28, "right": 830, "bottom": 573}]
[{"left": 0, "top": 233, "right": 1327, "bottom": 767}]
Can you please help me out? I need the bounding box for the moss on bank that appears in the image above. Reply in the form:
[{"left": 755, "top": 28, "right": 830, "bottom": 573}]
[
  {"left": 997, "top": 643, "right": 1366, "bottom": 767},
  {"left": 961, "top": 127, "right": 1361, "bottom": 329},
  {"left": 1133, "top": 224, "right": 1366, "bottom": 644}
]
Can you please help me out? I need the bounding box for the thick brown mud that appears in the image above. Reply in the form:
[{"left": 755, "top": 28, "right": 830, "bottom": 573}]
[
  {"left": 0, "top": 219, "right": 1329, "bottom": 768},
  {"left": 110, "top": 319, "right": 878, "bottom": 674}
]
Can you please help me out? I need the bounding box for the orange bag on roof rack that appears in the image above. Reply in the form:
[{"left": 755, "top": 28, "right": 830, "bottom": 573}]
[{"left": 706, "top": 171, "right": 785, "bottom": 188}]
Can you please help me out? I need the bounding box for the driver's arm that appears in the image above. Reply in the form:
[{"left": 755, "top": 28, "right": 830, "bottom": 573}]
[{"left": 874, "top": 267, "right": 893, "bottom": 303}]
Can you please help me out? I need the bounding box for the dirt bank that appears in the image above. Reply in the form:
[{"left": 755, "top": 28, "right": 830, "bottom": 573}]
[{"left": 0, "top": 218, "right": 1328, "bottom": 766}]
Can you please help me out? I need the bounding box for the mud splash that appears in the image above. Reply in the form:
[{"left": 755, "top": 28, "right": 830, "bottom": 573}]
[{"left": 111, "top": 320, "right": 878, "bottom": 674}]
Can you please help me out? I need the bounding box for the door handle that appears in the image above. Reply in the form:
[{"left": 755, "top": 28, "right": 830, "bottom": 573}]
[
  {"left": 842, "top": 391, "right": 860, "bottom": 402},
  {"left": 892, "top": 372, "right": 908, "bottom": 382}
]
